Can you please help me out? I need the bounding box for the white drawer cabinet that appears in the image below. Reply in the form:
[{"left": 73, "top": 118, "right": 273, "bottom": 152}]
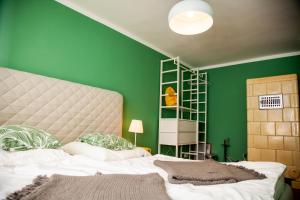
[{"left": 159, "top": 118, "right": 197, "bottom": 145}]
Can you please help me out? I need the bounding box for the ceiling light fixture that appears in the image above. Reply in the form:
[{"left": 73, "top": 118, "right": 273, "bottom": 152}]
[{"left": 168, "top": 0, "right": 213, "bottom": 35}]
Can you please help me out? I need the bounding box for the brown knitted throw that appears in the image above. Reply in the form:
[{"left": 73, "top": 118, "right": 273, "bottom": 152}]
[
  {"left": 7, "top": 173, "right": 171, "bottom": 200},
  {"left": 154, "top": 159, "right": 266, "bottom": 185}
]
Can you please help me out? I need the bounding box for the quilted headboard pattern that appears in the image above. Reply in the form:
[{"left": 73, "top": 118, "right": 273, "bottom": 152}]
[{"left": 0, "top": 67, "right": 123, "bottom": 143}]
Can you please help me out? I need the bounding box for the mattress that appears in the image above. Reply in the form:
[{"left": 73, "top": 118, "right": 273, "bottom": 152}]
[{"left": 0, "top": 152, "right": 286, "bottom": 200}]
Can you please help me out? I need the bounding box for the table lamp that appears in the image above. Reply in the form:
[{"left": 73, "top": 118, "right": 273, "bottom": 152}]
[{"left": 128, "top": 119, "right": 143, "bottom": 146}]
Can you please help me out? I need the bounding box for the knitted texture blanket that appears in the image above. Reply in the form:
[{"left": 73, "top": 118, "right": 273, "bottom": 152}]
[
  {"left": 7, "top": 173, "right": 171, "bottom": 200},
  {"left": 154, "top": 159, "right": 266, "bottom": 185}
]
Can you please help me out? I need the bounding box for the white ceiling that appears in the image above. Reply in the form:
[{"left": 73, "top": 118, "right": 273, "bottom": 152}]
[{"left": 56, "top": 0, "right": 300, "bottom": 68}]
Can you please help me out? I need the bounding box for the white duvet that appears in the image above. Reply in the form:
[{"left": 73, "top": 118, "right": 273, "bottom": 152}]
[{"left": 0, "top": 149, "right": 285, "bottom": 200}]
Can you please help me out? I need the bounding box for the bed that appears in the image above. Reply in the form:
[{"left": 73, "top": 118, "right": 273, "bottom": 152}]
[{"left": 0, "top": 67, "right": 293, "bottom": 200}]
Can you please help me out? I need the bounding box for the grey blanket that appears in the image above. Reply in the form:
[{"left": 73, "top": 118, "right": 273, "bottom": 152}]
[
  {"left": 7, "top": 173, "right": 171, "bottom": 200},
  {"left": 154, "top": 159, "right": 266, "bottom": 185}
]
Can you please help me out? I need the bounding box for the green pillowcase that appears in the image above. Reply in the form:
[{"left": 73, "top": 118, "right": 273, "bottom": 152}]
[
  {"left": 0, "top": 125, "right": 61, "bottom": 151},
  {"left": 78, "top": 133, "right": 134, "bottom": 151}
]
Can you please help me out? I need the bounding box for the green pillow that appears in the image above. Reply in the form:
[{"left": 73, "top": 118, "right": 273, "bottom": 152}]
[
  {"left": 78, "top": 133, "right": 134, "bottom": 151},
  {"left": 0, "top": 125, "right": 61, "bottom": 151}
]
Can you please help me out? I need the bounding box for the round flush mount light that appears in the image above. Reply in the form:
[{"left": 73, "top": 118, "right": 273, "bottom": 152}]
[{"left": 168, "top": 0, "right": 213, "bottom": 35}]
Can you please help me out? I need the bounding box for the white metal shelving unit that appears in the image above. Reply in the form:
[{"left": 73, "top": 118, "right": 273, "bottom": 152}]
[{"left": 158, "top": 57, "right": 208, "bottom": 160}]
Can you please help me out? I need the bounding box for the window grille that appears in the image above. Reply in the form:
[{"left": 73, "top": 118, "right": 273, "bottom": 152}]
[{"left": 259, "top": 94, "right": 283, "bottom": 109}]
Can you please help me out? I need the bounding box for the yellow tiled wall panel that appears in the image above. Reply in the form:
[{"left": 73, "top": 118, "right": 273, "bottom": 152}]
[
  {"left": 294, "top": 152, "right": 300, "bottom": 167},
  {"left": 283, "top": 94, "right": 291, "bottom": 107},
  {"left": 277, "top": 150, "right": 293, "bottom": 166},
  {"left": 254, "top": 110, "right": 267, "bottom": 121},
  {"left": 261, "top": 122, "right": 275, "bottom": 135},
  {"left": 247, "top": 84, "right": 253, "bottom": 97},
  {"left": 248, "top": 148, "right": 261, "bottom": 161},
  {"left": 291, "top": 94, "right": 299, "bottom": 107},
  {"left": 268, "top": 136, "right": 284, "bottom": 150},
  {"left": 292, "top": 123, "right": 299, "bottom": 137},
  {"left": 253, "top": 83, "right": 267, "bottom": 96},
  {"left": 247, "top": 97, "right": 258, "bottom": 109},
  {"left": 247, "top": 110, "right": 254, "bottom": 122},
  {"left": 282, "top": 80, "right": 298, "bottom": 94},
  {"left": 247, "top": 74, "right": 300, "bottom": 180},
  {"left": 268, "top": 110, "right": 282, "bottom": 122},
  {"left": 284, "top": 137, "right": 299, "bottom": 151},
  {"left": 253, "top": 135, "right": 268, "bottom": 148},
  {"left": 276, "top": 122, "right": 292, "bottom": 136},
  {"left": 283, "top": 108, "right": 299, "bottom": 122},
  {"left": 261, "top": 149, "right": 276, "bottom": 162},
  {"left": 248, "top": 135, "right": 254, "bottom": 148},
  {"left": 267, "top": 82, "right": 281, "bottom": 94},
  {"left": 246, "top": 74, "right": 297, "bottom": 84},
  {"left": 248, "top": 122, "right": 260, "bottom": 135}
]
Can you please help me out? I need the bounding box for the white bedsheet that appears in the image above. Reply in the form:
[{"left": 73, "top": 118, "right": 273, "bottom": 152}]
[{"left": 0, "top": 153, "right": 285, "bottom": 200}]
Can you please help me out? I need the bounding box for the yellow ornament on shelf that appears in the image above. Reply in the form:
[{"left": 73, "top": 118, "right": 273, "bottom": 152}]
[{"left": 165, "top": 87, "right": 177, "bottom": 106}]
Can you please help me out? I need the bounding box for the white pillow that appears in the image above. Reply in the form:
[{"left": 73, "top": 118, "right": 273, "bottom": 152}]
[
  {"left": 0, "top": 149, "right": 69, "bottom": 166},
  {"left": 61, "top": 142, "right": 150, "bottom": 161},
  {"left": 61, "top": 142, "right": 113, "bottom": 161}
]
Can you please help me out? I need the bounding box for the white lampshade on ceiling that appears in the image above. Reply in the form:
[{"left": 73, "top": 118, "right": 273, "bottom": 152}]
[{"left": 168, "top": 0, "right": 213, "bottom": 35}]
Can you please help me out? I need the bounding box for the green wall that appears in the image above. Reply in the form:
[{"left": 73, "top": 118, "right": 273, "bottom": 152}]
[
  {"left": 0, "top": 0, "right": 12, "bottom": 66},
  {"left": 0, "top": 0, "right": 165, "bottom": 152},
  {"left": 205, "top": 55, "right": 300, "bottom": 161}
]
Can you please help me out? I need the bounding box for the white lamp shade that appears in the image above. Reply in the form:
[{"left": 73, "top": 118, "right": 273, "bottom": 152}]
[
  {"left": 128, "top": 120, "right": 143, "bottom": 134},
  {"left": 168, "top": 0, "right": 213, "bottom": 35}
]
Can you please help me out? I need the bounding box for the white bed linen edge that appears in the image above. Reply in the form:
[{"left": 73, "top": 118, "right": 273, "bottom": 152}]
[
  {"left": 61, "top": 142, "right": 150, "bottom": 161},
  {"left": 0, "top": 151, "right": 285, "bottom": 200}
]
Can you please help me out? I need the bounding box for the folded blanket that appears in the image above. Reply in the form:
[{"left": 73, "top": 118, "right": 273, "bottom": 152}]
[
  {"left": 154, "top": 159, "right": 266, "bottom": 185},
  {"left": 7, "top": 173, "right": 171, "bottom": 200}
]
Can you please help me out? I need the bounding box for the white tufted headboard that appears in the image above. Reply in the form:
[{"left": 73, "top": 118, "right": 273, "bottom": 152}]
[{"left": 0, "top": 67, "right": 123, "bottom": 143}]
